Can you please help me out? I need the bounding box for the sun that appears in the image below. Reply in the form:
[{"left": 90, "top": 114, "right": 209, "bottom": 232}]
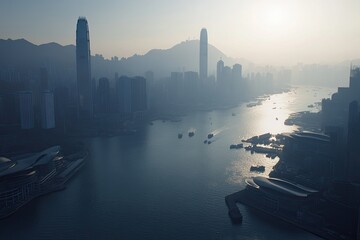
[
  {"left": 257, "top": 4, "right": 293, "bottom": 37},
  {"left": 265, "top": 7, "right": 286, "bottom": 28}
]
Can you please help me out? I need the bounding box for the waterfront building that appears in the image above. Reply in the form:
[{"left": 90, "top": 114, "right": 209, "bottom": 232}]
[
  {"left": 199, "top": 28, "right": 208, "bottom": 82},
  {"left": 0, "top": 146, "right": 85, "bottom": 219},
  {"left": 169, "top": 72, "right": 184, "bottom": 105},
  {"left": 18, "top": 91, "right": 34, "bottom": 129},
  {"left": 0, "top": 146, "right": 59, "bottom": 217},
  {"left": 232, "top": 64, "right": 242, "bottom": 81},
  {"left": 347, "top": 101, "right": 360, "bottom": 183},
  {"left": 216, "top": 59, "right": 224, "bottom": 82},
  {"left": 0, "top": 93, "right": 18, "bottom": 133},
  {"left": 76, "top": 17, "right": 93, "bottom": 120},
  {"left": 244, "top": 176, "right": 320, "bottom": 222},
  {"left": 39, "top": 67, "right": 49, "bottom": 90},
  {"left": 184, "top": 71, "right": 199, "bottom": 105},
  {"left": 280, "top": 131, "right": 334, "bottom": 188},
  {"left": 40, "top": 90, "right": 55, "bottom": 129},
  {"left": 322, "top": 66, "right": 360, "bottom": 132},
  {"left": 242, "top": 176, "right": 359, "bottom": 239},
  {"left": 115, "top": 75, "right": 147, "bottom": 119},
  {"left": 96, "top": 77, "right": 110, "bottom": 114},
  {"left": 131, "top": 76, "right": 147, "bottom": 117},
  {"left": 116, "top": 76, "right": 132, "bottom": 117},
  {"left": 349, "top": 66, "right": 360, "bottom": 99},
  {"left": 144, "top": 71, "right": 154, "bottom": 110},
  {"left": 54, "top": 86, "right": 70, "bottom": 132}
]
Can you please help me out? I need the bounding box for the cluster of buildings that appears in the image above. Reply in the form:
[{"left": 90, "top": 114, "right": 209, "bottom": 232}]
[
  {"left": 0, "top": 19, "right": 291, "bottom": 138},
  {"left": 321, "top": 65, "right": 360, "bottom": 182},
  {"left": 265, "top": 66, "right": 360, "bottom": 190},
  {"left": 0, "top": 17, "right": 148, "bottom": 138},
  {"left": 245, "top": 66, "right": 360, "bottom": 239},
  {"left": 148, "top": 28, "right": 247, "bottom": 110},
  {"left": 75, "top": 17, "right": 148, "bottom": 123}
]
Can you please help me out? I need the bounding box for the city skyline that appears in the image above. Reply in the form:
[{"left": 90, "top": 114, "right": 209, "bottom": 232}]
[
  {"left": 1, "top": 0, "right": 360, "bottom": 65},
  {"left": 1, "top": 2, "right": 360, "bottom": 239}
]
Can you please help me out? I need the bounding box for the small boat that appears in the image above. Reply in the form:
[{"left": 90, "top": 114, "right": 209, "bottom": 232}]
[
  {"left": 229, "top": 143, "right": 243, "bottom": 149},
  {"left": 207, "top": 133, "right": 214, "bottom": 139},
  {"left": 178, "top": 133, "right": 183, "bottom": 139},
  {"left": 208, "top": 141, "right": 212, "bottom": 144},
  {"left": 250, "top": 165, "right": 265, "bottom": 172},
  {"left": 188, "top": 131, "right": 195, "bottom": 137},
  {"left": 204, "top": 140, "right": 208, "bottom": 144}
]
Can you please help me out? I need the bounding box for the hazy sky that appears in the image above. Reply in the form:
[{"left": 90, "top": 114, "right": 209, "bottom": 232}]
[{"left": 1, "top": 0, "right": 359, "bottom": 65}]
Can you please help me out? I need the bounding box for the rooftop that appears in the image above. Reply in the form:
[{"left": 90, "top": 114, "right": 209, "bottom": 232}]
[
  {"left": 246, "top": 176, "right": 318, "bottom": 198},
  {"left": 0, "top": 146, "right": 60, "bottom": 178}
]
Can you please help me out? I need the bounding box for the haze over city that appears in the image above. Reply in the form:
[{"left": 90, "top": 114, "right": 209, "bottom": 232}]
[
  {"left": 1, "top": 0, "right": 360, "bottom": 65},
  {"left": 1, "top": 1, "right": 360, "bottom": 240}
]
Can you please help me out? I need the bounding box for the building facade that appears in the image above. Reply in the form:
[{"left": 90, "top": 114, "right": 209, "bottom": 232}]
[
  {"left": 76, "top": 17, "right": 93, "bottom": 120},
  {"left": 18, "top": 91, "right": 34, "bottom": 129},
  {"left": 199, "top": 28, "right": 208, "bottom": 82},
  {"left": 40, "top": 90, "right": 55, "bottom": 129}
]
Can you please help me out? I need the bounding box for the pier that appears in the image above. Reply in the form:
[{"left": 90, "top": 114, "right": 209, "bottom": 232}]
[
  {"left": 225, "top": 191, "right": 244, "bottom": 224},
  {"left": 226, "top": 189, "right": 344, "bottom": 240}
]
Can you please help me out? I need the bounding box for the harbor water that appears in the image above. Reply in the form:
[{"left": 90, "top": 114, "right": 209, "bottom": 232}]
[{"left": 0, "top": 86, "right": 334, "bottom": 240}]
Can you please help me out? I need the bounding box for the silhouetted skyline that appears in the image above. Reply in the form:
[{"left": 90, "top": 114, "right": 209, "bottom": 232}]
[{"left": 1, "top": 0, "right": 359, "bottom": 65}]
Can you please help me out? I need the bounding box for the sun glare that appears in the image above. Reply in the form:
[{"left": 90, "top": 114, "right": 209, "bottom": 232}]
[
  {"left": 255, "top": 3, "right": 294, "bottom": 37},
  {"left": 265, "top": 7, "right": 286, "bottom": 28}
]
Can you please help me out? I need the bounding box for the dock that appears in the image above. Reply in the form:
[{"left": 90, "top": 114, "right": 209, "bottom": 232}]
[
  {"left": 226, "top": 189, "right": 344, "bottom": 240},
  {"left": 225, "top": 191, "right": 244, "bottom": 224}
]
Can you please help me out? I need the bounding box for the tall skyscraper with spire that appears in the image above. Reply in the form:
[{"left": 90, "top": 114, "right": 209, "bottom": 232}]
[
  {"left": 199, "top": 28, "right": 208, "bottom": 82},
  {"left": 76, "top": 17, "right": 93, "bottom": 119}
]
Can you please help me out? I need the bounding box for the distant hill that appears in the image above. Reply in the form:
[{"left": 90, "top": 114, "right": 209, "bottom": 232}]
[
  {"left": 0, "top": 38, "right": 250, "bottom": 80},
  {"left": 0, "top": 38, "right": 357, "bottom": 87},
  {"left": 0, "top": 38, "right": 75, "bottom": 70},
  {"left": 111, "top": 40, "right": 251, "bottom": 78}
]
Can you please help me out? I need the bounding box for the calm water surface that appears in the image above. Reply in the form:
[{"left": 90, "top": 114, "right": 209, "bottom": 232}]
[{"left": 0, "top": 86, "right": 334, "bottom": 240}]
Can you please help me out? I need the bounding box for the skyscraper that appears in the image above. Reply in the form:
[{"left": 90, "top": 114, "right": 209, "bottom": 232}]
[
  {"left": 40, "top": 90, "right": 55, "bottom": 129},
  {"left": 199, "top": 28, "right": 208, "bottom": 82},
  {"left": 216, "top": 59, "right": 224, "bottom": 82},
  {"left": 18, "top": 91, "right": 34, "bottom": 129},
  {"left": 76, "top": 17, "right": 93, "bottom": 119},
  {"left": 96, "top": 77, "right": 110, "bottom": 114}
]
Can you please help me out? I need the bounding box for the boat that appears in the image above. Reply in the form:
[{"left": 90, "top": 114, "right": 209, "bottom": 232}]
[
  {"left": 188, "top": 131, "right": 195, "bottom": 137},
  {"left": 178, "top": 133, "right": 183, "bottom": 139},
  {"left": 208, "top": 141, "right": 212, "bottom": 144},
  {"left": 204, "top": 140, "right": 208, "bottom": 144},
  {"left": 230, "top": 143, "right": 243, "bottom": 149},
  {"left": 250, "top": 165, "right": 265, "bottom": 172},
  {"left": 207, "top": 133, "right": 214, "bottom": 139}
]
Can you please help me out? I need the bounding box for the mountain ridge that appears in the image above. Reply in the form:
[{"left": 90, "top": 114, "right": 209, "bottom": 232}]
[{"left": 0, "top": 38, "right": 358, "bottom": 82}]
